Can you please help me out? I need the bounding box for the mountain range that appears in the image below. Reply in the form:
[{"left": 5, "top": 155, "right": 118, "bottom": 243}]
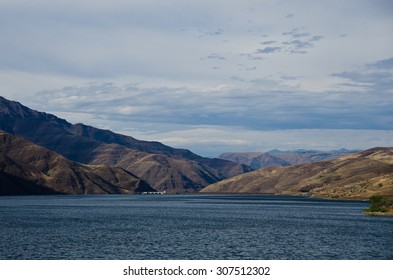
[
  {"left": 202, "top": 147, "right": 393, "bottom": 199},
  {"left": 219, "top": 149, "right": 359, "bottom": 169},
  {"left": 1, "top": 96, "right": 392, "bottom": 199},
  {"left": 0, "top": 96, "right": 251, "bottom": 194}
]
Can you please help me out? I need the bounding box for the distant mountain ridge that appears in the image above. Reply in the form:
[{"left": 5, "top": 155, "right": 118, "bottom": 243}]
[
  {"left": 219, "top": 149, "right": 359, "bottom": 169},
  {"left": 0, "top": 131, "right": 154, "bottom": 195},
  {"left": 0, "top": 96, "right": 251, "bottom": 193},
  {"left": 219, "top": 152, "right": 290, "bottom": 169},
  {"left": 203, "top": 147, "right": 393, "bottom": 199}
]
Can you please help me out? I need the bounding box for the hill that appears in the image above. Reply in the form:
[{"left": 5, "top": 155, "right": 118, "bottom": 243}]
[
  {"left": 269, "top": 148, "right": 360, "bottom": 165},
  {"left": 0, "top": 96, "right": 250, "bottom": 192},
  {"left": 219, "top": 149, "right": 358, "bottom": 169},
  {"left": 0, "top": 131, "right": 154, "bottom": 195},
  {"left": 202, "top": 148, "right": 393, "bottom": 199},
  {"left": 219, "top": 152, "right": 290, "bottom": 169}
]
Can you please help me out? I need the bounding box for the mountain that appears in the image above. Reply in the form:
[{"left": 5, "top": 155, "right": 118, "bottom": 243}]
[
  {"left": 219, "top": 149, "right": 358, "bottom": 169},
  {"left": 0, "top": 96, "right": 251, "bottom": 192},
  {"left": 0, "top": 131, "right": 155, "bottom": 195},
  {"left": 202, "top": 148, "right": 393, "bottom": 199},
  {"left": 219, "top": 152, "right": 290, "bottom": 169},
  {"left": 268, "top": 148, "right": 360, "bottom": 165}
]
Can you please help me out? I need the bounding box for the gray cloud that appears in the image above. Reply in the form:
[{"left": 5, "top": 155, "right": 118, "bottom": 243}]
[
  {"left": 368, "top": 57, "right": 393, "bottom": 70},
  {"left": 292, "top": 32, "right": 310, "bottom": 38},
  {"left": 240, "top": 54, "right": 264, "bottom": 61},
  {"left": 256, "top": 47, "right": 281, "bottom": 54},
  {"left": 310, "top": 35, "right": 323, "bottom": 42},
  {"left": 333, "top": 71, "right": 393, "bottom": 91},
  {"left": 333, "top": 71, "right": 391, "bottom": 84},
  {"left": 332, "top": 57, "right": 393, "bottom": 92},
  {"left": 29, "top": 78, "right": 393, "bottom": 133},
  {"left": 205, "top": 53, "right": 226, "bottom": 60},
  {"left": 291, "top": 50, "right": 307, "bottom": 54},
  {"left": 246, "top": 67, "right": 257, "bottom": 71},
  {"left": 280, "top": 28, "right": 323, "bottom": 54},
  {"left": 282, "top": 39, "right": 312, "bottom": 49},
  {"left": 280, "top": 73, "right": 301, "bottom": 80},
  {"left": 198, "top": 28, "right": 224, "bottom": 37},
  {"left": 282, "top": 28, "right": 308, "bottom": 37},
  {"left": 261, "top": 40, "right": 276, "bottom": 45},
  {"left": 229, "top": 76, "right": 245, "bottom": 82}
]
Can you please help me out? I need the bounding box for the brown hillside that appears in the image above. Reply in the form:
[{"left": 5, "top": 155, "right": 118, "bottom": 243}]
[
  {"left": 0, "top": 131, "right": 154, "bottom": 195},
  {"left": 202, "top": 148, "right": 393, "bottom": 199},
  {"left": 88, "top": 144, "right": 224, "bottom": 193}
]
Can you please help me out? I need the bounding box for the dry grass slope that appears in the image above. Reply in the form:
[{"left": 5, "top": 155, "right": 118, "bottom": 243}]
[{"left": 202, "top": 148, "right": 393, "bottom": 200}]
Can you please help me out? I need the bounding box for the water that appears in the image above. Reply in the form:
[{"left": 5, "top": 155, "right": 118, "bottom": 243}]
[{"left": 0, "top": 194, "right": 392, "bottom": 259}]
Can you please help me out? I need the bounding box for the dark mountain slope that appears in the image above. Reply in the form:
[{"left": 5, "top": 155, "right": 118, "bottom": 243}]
[{"left": 0, "top": 131, "right": 154, "bottom": 195}]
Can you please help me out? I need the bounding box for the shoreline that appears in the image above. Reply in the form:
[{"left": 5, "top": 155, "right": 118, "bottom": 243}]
[
  {"left": 363, "top": 211, "right": 393, "bottom": 217},
  {"left": 0, "top": 192, "right": 369, "bottom": 201}
]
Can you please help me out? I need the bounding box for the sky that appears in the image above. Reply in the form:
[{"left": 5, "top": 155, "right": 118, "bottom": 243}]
[{"left": 1, "top": 0, "right": 393, "bottom": 157}]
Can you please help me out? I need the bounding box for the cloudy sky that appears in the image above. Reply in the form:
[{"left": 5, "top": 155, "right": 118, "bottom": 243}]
[{"left": 1, "top": 0, "right": 393, "bottom": 157}]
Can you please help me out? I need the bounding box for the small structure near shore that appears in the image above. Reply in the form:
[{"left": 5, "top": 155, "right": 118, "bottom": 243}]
[{"left": 134, "top": 191, "right": 166, "bottom": 195}]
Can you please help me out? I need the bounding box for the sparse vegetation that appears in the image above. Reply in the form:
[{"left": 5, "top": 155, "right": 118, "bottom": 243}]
[{"left": 364, "top": 195, "right": 393, "bottom": 216}]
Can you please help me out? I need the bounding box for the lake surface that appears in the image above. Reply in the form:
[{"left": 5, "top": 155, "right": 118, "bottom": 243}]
[{"left": 0, "top": 194, "right": 392, "bottom": 259}]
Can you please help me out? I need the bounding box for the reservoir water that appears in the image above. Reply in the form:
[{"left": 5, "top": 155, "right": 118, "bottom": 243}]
[{"left": 0, "top": 194, "right": 392, "bottom": 259}]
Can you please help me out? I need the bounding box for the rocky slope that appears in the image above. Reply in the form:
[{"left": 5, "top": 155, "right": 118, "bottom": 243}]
[
  {"left": 202, "top": 148, "right": 393, "bottom": 199},
  {"left": 0, "top": 131, "right": 154, "bottom": 195},
  {"left": 0, "top": 96, "right": 250, "bottom": 192}
]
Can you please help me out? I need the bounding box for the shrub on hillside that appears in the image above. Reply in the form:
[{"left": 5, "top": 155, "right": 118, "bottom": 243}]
[{"left": 365, "top": 195, "right": 393, "bottom": 213}]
